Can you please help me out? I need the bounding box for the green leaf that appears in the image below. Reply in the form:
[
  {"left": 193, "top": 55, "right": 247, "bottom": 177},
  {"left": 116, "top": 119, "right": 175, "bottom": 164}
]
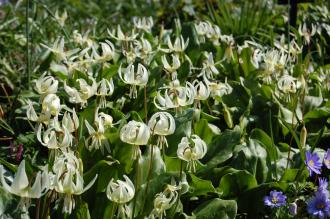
[
  {"left": 204, "top": 126, "right": 241, "bottom": 168},
  {"left": 194, "top": 198, "right": 237, "bottom": 219},
  {"left": 250, "top": 128, "right": 278, "bottom": 161},
  {"left": 74, "top": 202, "right": 91, "bottom": 219},
  {"left": 189, "top": 173, "right": 216, "bottom": 196},
  {"left": 218, "top": 170, "right": 258, "bottom": 198},
  {"left": 194, "top": 119, "right": 215, "bottom": 144}
]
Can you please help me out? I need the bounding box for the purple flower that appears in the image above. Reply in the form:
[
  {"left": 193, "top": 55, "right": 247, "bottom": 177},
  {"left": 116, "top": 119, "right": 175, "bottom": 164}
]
[
  {"left": 264, "top": 190, "right": 287, "bottom": 208},
  {"left": 307, "top": 192, "right": 330, "bottom": 219},
  {"left": 324, "top": 149, "right": 330, "bottom": 169},
  {"left": 289, "top": 202, "right": 297, "bottom": 216},
  {"left": 318, "top": 178, "right": 329, "bottom": 195},
  {"left": 0, "top": 0, "right": 9, "bottom": 7},
  {"left": 305, "top": 151, "right": 322, "bottom": 176},
  {"left": 15, "top": 144, "right": 23, "bottom": 162}
]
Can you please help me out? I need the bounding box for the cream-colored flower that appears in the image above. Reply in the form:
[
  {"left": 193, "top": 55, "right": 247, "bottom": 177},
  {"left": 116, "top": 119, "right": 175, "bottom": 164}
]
[
  {"left": 106, "top": 175, "right": 135, "bottom": 204},
  {"left": 96, "top": 78, "right": 114, "bottom": 108},
  {"left": 34, "top": 73, "right": 58, "bottom": 98},
  {"left": 148, "top": 112, "right": 175, "bottom": 149},
  {"left": 167, "top": 35, "right": 189, "bottom": 53},
  {"left": 64, "top": 77, "right": 97, "bottom": 107},
  {"left": 162, "top": 54, "right": 181, "bottom": 80},
  {"left": 118, "top": 63, "right": 148, "bottom": 98},
  {"left": 120, "top": 120, "right": 150, "bottom": 159},
  {"left": 298, "top": 23, "right": 316, "bottom": 45},
  {"left": 154, "top": 80, "right": 195, "bottom": 110},
  {"left": 41, "top": 94, "right": 61, "bottom": 116},
  {"left": 133, "top": 16, "right": 154, "bottom": 32},
  {"left": 177, "top": 135, "right": 207, "bottom": 172},
  {"left": 0, "top": 160, "right": 49, "bottom": 198}
]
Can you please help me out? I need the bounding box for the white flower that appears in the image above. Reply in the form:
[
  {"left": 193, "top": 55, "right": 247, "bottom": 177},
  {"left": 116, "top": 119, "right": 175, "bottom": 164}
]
[
  {"left": 120, "top": 120, "right": 150, "bottom": 159},
  {"left": 54, "top": 9, "right": 68, "bottom": 27},
  {"left": 92, "top": 40, "right": 116, "bottom": 62},
  {"left": 41, "top": 94, "right": 61, "bottom": 116},
  {"left": 64, "top": 77, "right": 97, "bottom": 107},
  {"left": 0, "top": 160, "right": 49, "bottom": 198},
  {"left": 177, "top": 135, "right": 207, "bottom": 172},
  {"left": 277, "top": 74, "right": 297, "bottom": 102},
  {"left": 34, "top": 73, "right": 58, "bottom": 97},
  {"left": 52, "top": 151, "right": 98, "bottom": 214},
  {"left": 133, "top": 16, "right": 154, "bottom": 32},
  {"left": 206, "top": 77, "right": 233, "bottom": 98},
  {"left": 154, "top": 80, "right": 195, "bottom": 110},
  {"left": 118, "top": 63, "right": 149, "bottom": 98},
  {"left": 192, "top": 79, "right": 210, "bottom": 101},
  {"left": 85, "top": 118, "right": 110, "bottom": 154},
  {"left": 162, "top": 54, "right": 181, "bottom": 80},
  {"left": 106, "top": 175, "right": 135, "bottom": 204},
  {"left": 148, "top": 112, "right": 175, "bottom": 149},
  {"left": 201, "top": 52, "right": 219, "bottom": 78},
  {"left": 26, "top": 100, "right": 39, "bottom": 122},
  {"left": 37, "top": 124, "right": 72, "bottom": 149},
  {"left": 61, "top": 108, "right": 79, "bottom": 133},
  {"left": 108, "top": 25, "right": 138, "bottom": 42},
  {"left": 167, "top": 35, "right": 189, "bottom": 53},
  {"left": 96, "top": 78, "right": 114, "bottom": 108},
  {"left": 150, "top": 183, "right": 180, "bottom": 218},
  {"left": 298, "top": 23, "right": 316, "bottom": 45},
  {"left": 41, "top": 37, "right": 79, "bottom": 62},
  {"left": 106, "top": 175, "right": 135, "bottom": 219}
]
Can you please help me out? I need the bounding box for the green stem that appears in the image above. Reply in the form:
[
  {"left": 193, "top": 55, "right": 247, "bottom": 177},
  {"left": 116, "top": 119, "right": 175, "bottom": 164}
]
[
  {"left": 109, "top": 202, "right": 117, "bottom": 219},
  {"left": 131, "top": 152, "right": 140, "bottom": 218},
  {"left": 25, "top": 0, "right": 30, "bottom": 89},
  {"left": 141, "top": 144, "right": 154, "bottom": 213},
  {"left": 144, "top": 86, "right": 148, "bottom": 123}
]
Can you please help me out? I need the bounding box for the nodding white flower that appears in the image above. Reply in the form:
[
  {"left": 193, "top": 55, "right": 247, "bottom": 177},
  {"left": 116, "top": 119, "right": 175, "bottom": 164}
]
[
  {"left": 262, "top": 49, "right": 287, "bottom": 83},
  {"left": 251, "top": 49, "right": 264, "bottom": 69},
  {"left": 42, "top": 93, "right": 61, "bottom": 116},
  {"left": 108, "top": 25, "right": 138, "bottom": 42},
  {"left": 195, "top": 21, "right": 210, "bottom": 37},
  {"left": 177, "top": 135, "right": 207, "bottom": 172},
  {"left": 54, "top": 9, "right": 68, "bottom": 27},
  {"left": 0, "top": 160, "right": 49, "bottom": 198},
  {"left": 106, "top": 175, "right": 135, "bottom": 218},
  {"left": 96, "top": 78, "right": 114, "bottom": 108},
  {"left": 118, "top": 63, "right": 149, "bottom": 99},
  {"left": 37, "top": 124, "right": 72, "bottom": 149},
  {"left": 150, "top": 182, "right": 180, "bottom": 219},
  {"left": 277, "top": 74, "right": 297, "bottom": 102},
  {"left": 26, "top": 100, "right": 39, "bottom": 122},
  {"left": 206, "top": 77, "right": 233, "bottom": 98},
  {"left": 92, "top": 40, "right": 116, "bottom": 62},
  {"left": 84, "top": 109, "right": 111, "bottom": 154},
  {"left": 52, "top": 151, "right": 97, "bottom": 214},
  {"left": 34, "top": 74, "right": 58, "bottom": 98},
  {"left": 61, "top": 108, "right": 79, "bottom": 133},
  {"left": 135, "top": 37, "right": 153, "bottom": 62},
  {"left": 201, "top": 52, "right": 219, "bottom": 78},
  {"left": 162, "top": 54, "right": 181, "bottom": 80},
  {"left": 221, "top": 35, "right": 235, "bottom": 62},
  {"left": 64, "top": 77, "right": 97, "bottom": 107},
  {"left": 298, "top": 23, "right": 316, "bottom": 45},
  {"left": 120, "top": 120, "right": 150, "bottom": 159},
  {"left": 192, "top": 79, "right": 210, "bottom": 102},
  {"left": 73, "top": 30, "right": 94, "bottom": 47},
  {"left": 154, "top": 80, "right": 195, "bottom": 110},
  {"left": 148, "top": 112, "right": 175, "bottom": 149},
  {"left": 167, "top": 35, "right": 189, "bottom": 53},
  {"left": 205, "top": 23, "right": 221, "bottom": 46},
  {"left": 41, "top": 37, "right": 79, "bottom": 62},
  {"left": 133, "top": 16, "right": 154, "bottom": 32},
  {"left": 106, "top": 175, "right": 135, "bottom": 204}
]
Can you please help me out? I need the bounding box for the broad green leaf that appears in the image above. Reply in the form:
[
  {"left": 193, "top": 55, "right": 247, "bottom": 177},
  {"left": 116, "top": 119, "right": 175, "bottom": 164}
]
[
  {"left": 218, "top": 170, "right": 258, "bottom": 198},
  {"left": 194, "top": 198, "right": 237, "bottom": 219},
  {"left": 189, "top": 173, "right": 216, "bottom": 196}
]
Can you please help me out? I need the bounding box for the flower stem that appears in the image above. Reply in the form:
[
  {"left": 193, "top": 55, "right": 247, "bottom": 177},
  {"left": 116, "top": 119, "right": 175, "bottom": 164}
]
[
  {"left": 144, "top": 86, "right": 148, "bottom": 123},
  {"left": 131, "top": 152, "right": 140, "bottom": 218},
  {"left": 35, "top": 198, "right": 40, "bottom": 219},
  {"left": 141, "top": 144, "right": 154, "bottom": 213},
  {"left": 109, "top": 202, "right": 117, "bottom": 219}
]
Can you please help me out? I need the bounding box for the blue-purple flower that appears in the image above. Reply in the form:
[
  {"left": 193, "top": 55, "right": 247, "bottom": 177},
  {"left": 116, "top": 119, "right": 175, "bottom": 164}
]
[
  {"left": 264, "top": 190, "right": 287, "bottom": 208},
  {"left": 307, "top": 192, "right": 330, "bottom": 219},
  {"left": 324, "top": 149, "right": 330, "bottom": 169},
  {"left": 289, "top": 202, "right": 298, "bottom": 216},
  {"left": 318, "top": 178, "right": 329, "bottom": 197},
  {"left": 305, "top": 151, "right": 322, "bottom": 176}
]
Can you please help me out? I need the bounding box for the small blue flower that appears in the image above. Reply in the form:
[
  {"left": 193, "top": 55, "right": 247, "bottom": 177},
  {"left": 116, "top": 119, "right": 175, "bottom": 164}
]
[
  {"left": 305, "top": 151, "right": 322, "bottom": 176},
  {"left": 307, "top": 192, "right": 330, "bottom": 219},
  {"left": 0, "top": 0, "right": 9, "bottom": 7},
  {"left": 289, "top": 202, "right": 297, "bottom": 216},
  {"left": 318, "top": 178, "right": 329, "bottom": 197},
  {"left": 324, "top": 149, "right": 330, "bottom": 169},
  {"left": 264, "top": 190, "right": 287, "bottom": 208}
]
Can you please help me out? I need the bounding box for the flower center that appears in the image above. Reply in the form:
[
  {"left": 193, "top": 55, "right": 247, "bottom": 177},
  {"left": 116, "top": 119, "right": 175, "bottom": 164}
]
[
  {"left": 317, "top": 203, "right": 324, "bottom": 209},
  {"left": 271, "top": 197, "right": 278, "bottom": 204},
  {"left": 308, "top": 159, "right": 314, "bottom": 167}
]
